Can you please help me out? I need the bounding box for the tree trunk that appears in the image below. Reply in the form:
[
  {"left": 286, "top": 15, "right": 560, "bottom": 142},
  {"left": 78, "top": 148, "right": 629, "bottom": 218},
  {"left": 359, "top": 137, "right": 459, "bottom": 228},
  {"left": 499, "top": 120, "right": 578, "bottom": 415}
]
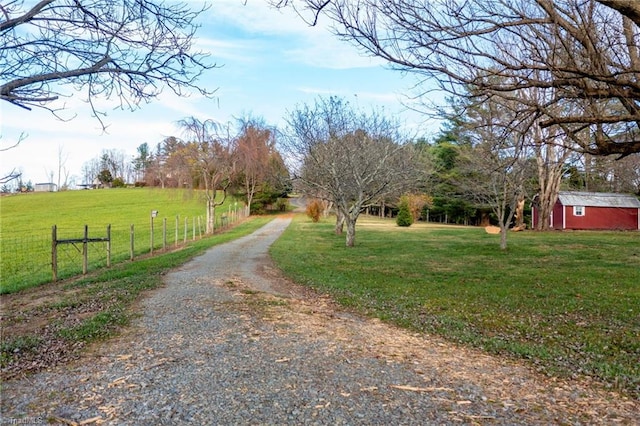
[
  {"left": 513, "top": 193, "right": 526, "bottom": 230},
  {"left": 345, "top": 216, "right": 356, "bottom": 247},
  {"left": 245, "top": 177, "right": 256, "bottom": 215},
  {"left": 246, "top": 193, "right": 253, "bottom": 215},
  {"left": 534, "top": 125, "right": 569, "bottom": 231},
  {"left": 206, "top": 199, "right": 215, "bottom": 234},
  {"left": 535, "top": 178, "right": 561, "bottom": 230},
  {"left": 335, "top": 210, "right": 345, "bottom": 235},
  {"left": 499, "top": 225, "right": 508, "bottom": 250}
]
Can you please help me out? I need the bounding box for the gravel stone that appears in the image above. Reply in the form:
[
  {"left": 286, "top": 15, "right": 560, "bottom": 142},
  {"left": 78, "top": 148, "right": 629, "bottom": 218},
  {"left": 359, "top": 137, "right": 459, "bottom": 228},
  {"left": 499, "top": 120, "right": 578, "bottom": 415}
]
[{"left": 1, "top": 217, "right": 638, "bottom": 425}]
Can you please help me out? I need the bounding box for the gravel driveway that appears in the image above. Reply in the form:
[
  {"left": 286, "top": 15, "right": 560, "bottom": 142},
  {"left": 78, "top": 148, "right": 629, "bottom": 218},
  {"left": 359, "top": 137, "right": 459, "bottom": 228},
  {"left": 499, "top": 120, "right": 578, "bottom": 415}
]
[{"left": 2, "top": 217, "right": 638, "bottom": 425}]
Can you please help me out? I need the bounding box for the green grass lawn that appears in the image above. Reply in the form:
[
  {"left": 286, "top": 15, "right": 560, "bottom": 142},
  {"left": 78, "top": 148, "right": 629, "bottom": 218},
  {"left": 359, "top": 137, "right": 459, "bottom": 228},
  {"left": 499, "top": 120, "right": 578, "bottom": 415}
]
[
  {"left": 1, "top": 188, "right": 243, "bottom": 293},
  {"left": 1, "top": 215, "right": 274, "bottom": 376},
  {"left": 270, "top": 215, "right": 640, "bottom": 397}
]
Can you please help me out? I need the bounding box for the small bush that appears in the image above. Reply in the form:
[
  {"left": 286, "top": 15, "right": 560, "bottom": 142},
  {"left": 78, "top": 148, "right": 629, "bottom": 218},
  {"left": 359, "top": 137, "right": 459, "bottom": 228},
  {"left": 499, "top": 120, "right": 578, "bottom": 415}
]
[
  {"left": 306, "top": 199, "right": 322, "bottom": 223},
  {"left": 396, "top": 201, "right": 413, "bottom": 227},
  {"left": 250, "top": 201, "right": 266, "bottom": 215},
  {"left": 276, "top": 198, "right": 289, "bottom": 212},
  {"left": 112, "top": 177, "right": 126, "bottom": 188}
]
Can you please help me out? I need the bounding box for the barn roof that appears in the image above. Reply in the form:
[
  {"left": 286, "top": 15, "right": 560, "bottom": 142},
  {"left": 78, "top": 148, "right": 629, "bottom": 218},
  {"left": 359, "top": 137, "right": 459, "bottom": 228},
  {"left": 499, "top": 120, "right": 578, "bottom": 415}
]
[{"left": 558, "top": 191, "right": 640, "bottom": 208}]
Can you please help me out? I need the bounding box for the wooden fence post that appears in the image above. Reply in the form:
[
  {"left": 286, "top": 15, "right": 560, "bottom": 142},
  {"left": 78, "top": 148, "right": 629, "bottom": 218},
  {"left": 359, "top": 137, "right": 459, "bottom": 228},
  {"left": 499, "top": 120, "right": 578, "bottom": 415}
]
[
  {"left": 52, "top": 225, "right": 58, "bottom": 282},
  {"left": 175, "top": 216, "right": 179, "bottom": 247},
  {"left": 106, "top": 224, "right": 111, "bottom": 267},
  {"left": 163, "top": 218, "right": 167, "bottom": 250},
  {"left": 83, "top": 225, "right": 88, "bottom": 275},
  {"left": 130, "top": 224, "right": 135, "bottom": 261},
  {"left": 184, "top": 217, "right": 188, "bottom": 244},
  {"left": 192, "top": 217, "right": 196, "bottom": 240}
]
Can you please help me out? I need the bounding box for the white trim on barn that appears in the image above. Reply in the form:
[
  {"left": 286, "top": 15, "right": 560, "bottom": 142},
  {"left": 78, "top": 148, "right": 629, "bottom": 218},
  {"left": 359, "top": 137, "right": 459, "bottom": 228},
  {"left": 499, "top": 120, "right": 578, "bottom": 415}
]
[
  {"left": 560, "top": 191, "right": 639, "bottom": 230},
  {"left": 533, "top": 191, "right": 640, "bottom": 230}
]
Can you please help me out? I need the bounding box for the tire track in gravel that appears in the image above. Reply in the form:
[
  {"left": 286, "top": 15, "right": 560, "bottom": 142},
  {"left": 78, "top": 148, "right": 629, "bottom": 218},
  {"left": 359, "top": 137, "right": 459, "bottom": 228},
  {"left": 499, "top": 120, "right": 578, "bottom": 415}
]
[{"left": 1, "top": 216, "right": 638, "bottom": 425}]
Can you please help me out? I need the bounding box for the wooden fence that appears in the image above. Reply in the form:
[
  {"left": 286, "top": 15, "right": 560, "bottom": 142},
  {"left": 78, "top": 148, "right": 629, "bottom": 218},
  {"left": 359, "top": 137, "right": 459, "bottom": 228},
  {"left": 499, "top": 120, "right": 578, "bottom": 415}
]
[
  {"left": 50, "top": 210, "right": 245, "bottom": 282},
  {"left": 52, "top": 224, "right": 111, "bottom": 281}
]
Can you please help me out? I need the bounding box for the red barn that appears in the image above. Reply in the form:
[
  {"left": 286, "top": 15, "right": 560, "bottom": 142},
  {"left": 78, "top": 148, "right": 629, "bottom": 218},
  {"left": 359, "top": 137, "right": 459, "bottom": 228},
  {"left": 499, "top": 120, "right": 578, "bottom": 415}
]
[{"left": 532, "top": 191, "right": 640, "bottom": 231}]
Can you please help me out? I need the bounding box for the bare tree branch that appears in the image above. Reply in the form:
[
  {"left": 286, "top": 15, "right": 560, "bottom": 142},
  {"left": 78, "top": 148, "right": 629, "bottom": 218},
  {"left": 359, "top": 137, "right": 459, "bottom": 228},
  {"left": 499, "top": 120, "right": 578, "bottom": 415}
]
[
  {"left": 1, "top": 0, "right": 218, "bottom": 127},
  {"left": 597, "top": 0, "right": 640, "bottom": 27},
  {"left": 177, "top": 117, "right": 235, "bottom": 233},
  {"left": 279, "top": 0, "right": 640, "bottom": 158},
  {"left": 284, "top": 96, "right": 424, "bottom": 246}
]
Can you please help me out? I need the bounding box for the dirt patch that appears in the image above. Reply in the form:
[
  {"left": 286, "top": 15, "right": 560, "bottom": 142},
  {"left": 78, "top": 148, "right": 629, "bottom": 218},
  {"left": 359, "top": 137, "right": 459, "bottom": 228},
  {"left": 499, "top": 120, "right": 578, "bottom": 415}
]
[
  {"left": 1, "top": 280, "right": 111, "bottom": 380},
  {"left": 215, "top": 274, "right": 640, "bottom": 423}
]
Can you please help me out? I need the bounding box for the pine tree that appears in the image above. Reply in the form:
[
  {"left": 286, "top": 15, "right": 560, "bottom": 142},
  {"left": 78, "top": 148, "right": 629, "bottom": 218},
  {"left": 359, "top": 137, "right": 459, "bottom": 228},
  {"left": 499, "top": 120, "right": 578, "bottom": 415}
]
[{"left": 396, "top": 200, "right": 413, "bottom": 227}]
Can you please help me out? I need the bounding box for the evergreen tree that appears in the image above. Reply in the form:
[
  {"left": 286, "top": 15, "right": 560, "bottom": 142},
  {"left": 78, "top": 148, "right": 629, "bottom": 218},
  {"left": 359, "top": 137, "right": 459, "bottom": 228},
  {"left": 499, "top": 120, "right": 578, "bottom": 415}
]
[{"left": 396, "top": 200, "right": 413, "bottom": 227}]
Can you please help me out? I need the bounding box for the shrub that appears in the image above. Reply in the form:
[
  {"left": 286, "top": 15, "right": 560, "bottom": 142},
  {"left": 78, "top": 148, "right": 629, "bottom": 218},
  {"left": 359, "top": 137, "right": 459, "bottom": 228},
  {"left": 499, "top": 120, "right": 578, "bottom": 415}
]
[
  {"left": 396, "top": 201, "right": 413, "bottom": 227},
  {"left": 276, "top": 198, "right": 289, "bottom": 212},
  {"left": 404, "top": 193, "right": 432, "bottom": 221},
  {"left": 112, "top": 177, "right": 126, "bottom": 188},
  {"left": 250, "top": 201, "right": 266, "bottom": 215},
  {"left": 306, "top": 199, "right": 322, "bottom": 223}
]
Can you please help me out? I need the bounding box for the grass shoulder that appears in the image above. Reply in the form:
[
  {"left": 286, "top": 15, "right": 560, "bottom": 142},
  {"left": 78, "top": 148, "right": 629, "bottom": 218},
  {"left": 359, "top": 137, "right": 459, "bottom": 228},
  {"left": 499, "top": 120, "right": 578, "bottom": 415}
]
[
  {"left": 270, "top": 214, "right": 640, "bottom": 398},
  {"left": 1, "top": 216, "right": 273, "bottom": 380}
]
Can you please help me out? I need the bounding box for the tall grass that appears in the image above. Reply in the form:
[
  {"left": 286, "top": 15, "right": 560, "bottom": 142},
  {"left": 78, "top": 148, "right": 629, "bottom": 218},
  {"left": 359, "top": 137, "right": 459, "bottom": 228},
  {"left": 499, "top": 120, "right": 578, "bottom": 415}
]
[
  {"left": 270, "top": 215, "right": 640, "bottom": 397},
  {"left": 0, "top": 188, "right": 241, "bottom": 293}
]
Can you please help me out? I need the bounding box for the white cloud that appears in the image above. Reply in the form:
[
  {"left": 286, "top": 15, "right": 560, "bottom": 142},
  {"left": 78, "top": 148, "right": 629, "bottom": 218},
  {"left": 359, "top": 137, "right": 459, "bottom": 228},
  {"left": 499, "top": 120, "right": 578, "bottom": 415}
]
[
  {"left": 295, "top": 86, "right": 400, "bottom": 104},
  {"left": 203, "top": 0, "right": 381, "bottom": 70},
  {"left": 206, "top": 0, "right": 316, "bottom": 36},
  {"left": 283, "top": 40, "right": 383, "bottom": 70},
  {"left": 194, "top": 36, "right": 261, "bottom": 64},
  {"left": 1, "top": 0, "right": 441, "bottom": 184}
]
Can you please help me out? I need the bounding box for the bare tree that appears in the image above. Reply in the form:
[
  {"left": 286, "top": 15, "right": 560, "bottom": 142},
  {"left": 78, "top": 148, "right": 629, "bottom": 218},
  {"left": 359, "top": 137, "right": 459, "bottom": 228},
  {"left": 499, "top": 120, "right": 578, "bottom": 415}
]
[
  {"left": 1, "top": 0, "right": 216, "bottom": 126},
  {"left": 578, "top": 152, "right": 640, "bottom": 193},
  {"left": 597, "top": 1, "right": 640, "bottom": 26},
  {"left": 514, "top": 85, "right": 578, "bottom": 230},
  {"left": 146, "top": 152, "right": 168, "bottom": 188},
  {"left": 281, "top": 0, "right": 640, "bottom": 158},
  {"left": 145, "top": 137, "right": 184, "bottom": 188},
  {"left": 458, "top": 95, "right": 533, "bottom": 249},
  {"left": 234, "top": 118, "right": 278, "bottom": 214},
  {"left": 285, "top": 96, "right": 422, "bottom": 247},
  {"left": 178, "top": 117, "right": 235, "bottom": 234},
  {"left": 56, "top": 145, "right": 70, "bottom": 190},
  {"left": 100, "top": 148, "right": 127, "bottom": 180},
  {"left": 81, "top": 157, "right": 100, "bottom": 186}
]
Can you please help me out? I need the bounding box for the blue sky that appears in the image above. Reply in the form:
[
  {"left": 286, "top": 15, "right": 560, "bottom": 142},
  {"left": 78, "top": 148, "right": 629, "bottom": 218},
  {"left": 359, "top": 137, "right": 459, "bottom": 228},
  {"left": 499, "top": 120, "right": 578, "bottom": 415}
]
[{"left": 0, "top": 0, "right": 440, "bottom": 185}]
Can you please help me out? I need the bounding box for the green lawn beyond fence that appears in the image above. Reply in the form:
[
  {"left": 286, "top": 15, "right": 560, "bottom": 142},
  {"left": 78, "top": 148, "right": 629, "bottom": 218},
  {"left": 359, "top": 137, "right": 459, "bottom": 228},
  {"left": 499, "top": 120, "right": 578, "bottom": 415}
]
[{"left": 1, "top": 188, "right": 242, "bottom": 293}]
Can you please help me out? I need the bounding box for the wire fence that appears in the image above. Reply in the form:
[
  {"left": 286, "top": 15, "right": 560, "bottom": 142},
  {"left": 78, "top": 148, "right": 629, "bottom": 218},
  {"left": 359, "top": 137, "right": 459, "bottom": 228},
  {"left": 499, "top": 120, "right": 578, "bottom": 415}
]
[{"left": 1, "top": 209, "right": 247, "bottom": 294}]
